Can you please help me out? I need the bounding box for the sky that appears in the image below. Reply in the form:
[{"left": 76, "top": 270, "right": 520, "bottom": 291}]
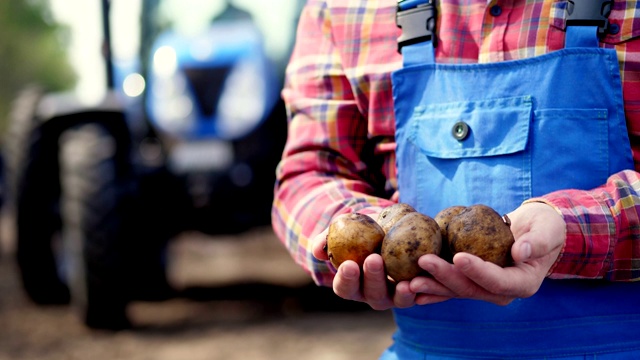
[
  {"left": 49, "top": 0, "right": 106, "bottom": 103},
  {"left": 49, "top": 0, "right": 145, "bottom": 103},
  {"left": 48, "top": 0, "right": 298, "bottom": 104}
]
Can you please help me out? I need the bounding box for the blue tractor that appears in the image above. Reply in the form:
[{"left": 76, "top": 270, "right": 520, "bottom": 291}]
[{"left": 2, "top": 0, "right": 301, "bottom": 330}]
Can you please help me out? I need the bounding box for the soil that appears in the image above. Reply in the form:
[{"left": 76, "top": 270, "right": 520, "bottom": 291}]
[{"left": 0, "top": 226, "right": 396, "bottom": 360}]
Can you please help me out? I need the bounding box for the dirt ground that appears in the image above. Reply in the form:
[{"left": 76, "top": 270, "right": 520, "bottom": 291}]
[{"left": 0, "top": 226, "right": 397, "bottom": 360}]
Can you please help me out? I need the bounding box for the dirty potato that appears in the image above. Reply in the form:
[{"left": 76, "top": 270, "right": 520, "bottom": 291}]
[
  {"left": 434, "top": 205, "right": 467, "bottom": 263},
  {"left": 447, "top": 204, "right": 515, "bottom": 267},
  {"left": 377, "top": 203, "right": 417, "bottom": 234},
  {"left": 381, "top": 212, "right": 442, "bottom": 282},
  {"left": 326, "top": 213, "right": 385, "bottom": 269}
]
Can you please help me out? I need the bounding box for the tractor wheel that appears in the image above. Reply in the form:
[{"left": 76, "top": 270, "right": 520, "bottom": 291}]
[
  {"left": 58, "top": 122, "right": 135, "bottom": 330},
  {"left": 3, "top": 85, "right": 70, "bottom": 305}
]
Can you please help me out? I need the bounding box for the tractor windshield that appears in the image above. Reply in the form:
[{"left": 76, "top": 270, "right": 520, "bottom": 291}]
[
  {"left": 155, "top": 0, "right": 300, "bottom": 69},
  {"left": 109, "top": 0, "right": 303, "bottom": 139}
]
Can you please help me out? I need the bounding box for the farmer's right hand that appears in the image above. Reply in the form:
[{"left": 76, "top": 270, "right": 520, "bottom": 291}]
[{"left": 312, "top": 221, "right": 417, "bottom": 310}]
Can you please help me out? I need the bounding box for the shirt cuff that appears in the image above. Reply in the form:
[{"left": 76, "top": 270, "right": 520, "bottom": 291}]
[{"left": 525, "top": 191, "right": 614, "bottom": 280}]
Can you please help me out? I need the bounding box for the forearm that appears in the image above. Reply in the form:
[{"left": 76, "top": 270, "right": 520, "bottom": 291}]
[
  {"left": 529, "top": 170, "right": 640, "bottom": 281},
  {"left": 272, "top": 1, "right": 394, "bottom": 286},
  {"left": 272, "top": 92, "right": 393, "bottom": 287}
]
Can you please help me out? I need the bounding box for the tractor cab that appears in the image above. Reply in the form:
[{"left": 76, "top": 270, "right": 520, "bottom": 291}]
[{"left": 3, "top": 0, "right": 304, "bottom": 330}]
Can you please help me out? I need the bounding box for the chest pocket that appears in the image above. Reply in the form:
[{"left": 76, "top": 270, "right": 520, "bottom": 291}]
[
  {"left": 549, "top": 0, "right": 640, "bottom": 167},
  {"left": 405, "top": 96, "right": 610, "bottom": 216}
]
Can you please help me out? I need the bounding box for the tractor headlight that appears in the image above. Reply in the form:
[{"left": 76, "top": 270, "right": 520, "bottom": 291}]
[
  {"left": 153, "top": 46, "right": 178, "bottom": 78},
  {"left": 149, "top": 45, "right": 196, "bottom": 133},
  {"left": 122, "top": 73, "right": 146, "bottom": 98},
  {"left": 216, "top": 59, "right": 266, "bottom": 139}
]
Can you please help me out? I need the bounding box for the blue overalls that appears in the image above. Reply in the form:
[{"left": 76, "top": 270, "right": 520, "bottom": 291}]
[{"left": 384, "top": 0, "right": 640, "bottom": 358}]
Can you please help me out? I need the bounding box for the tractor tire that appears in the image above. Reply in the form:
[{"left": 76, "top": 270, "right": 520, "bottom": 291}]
[
  {"left": 3, "top": 85, "right": 70, "bottom": 305},
  {"left": 58, "top": 123, "right": 135, "bottom": 330}
]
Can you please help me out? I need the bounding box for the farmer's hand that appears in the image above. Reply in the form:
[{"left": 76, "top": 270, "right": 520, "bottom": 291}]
[
  {"left": 312, "top": 215, "right": 417, "bottom": 310},
  {"left": 410, "top": 202, "right": 565, "bottom": 305}
]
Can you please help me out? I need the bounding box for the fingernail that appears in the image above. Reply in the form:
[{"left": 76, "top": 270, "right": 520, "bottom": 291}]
[
  {"left": 341, "top": 266, "right": 358, "bottom": 279},
  {"left": 412, "top": 283, "right": 427, "bottom": 293},
  {"left": 423, "top": 262, "right": 436, "bottom": 275},
  {"left": 368, "top": 261, "right": 383, "bottom": 275},
  {"left": 457, "top": 257, "right": 471, "bottom": 270},
  {"left": 520, "top": 242, "right": 532, "bottom": 260}
]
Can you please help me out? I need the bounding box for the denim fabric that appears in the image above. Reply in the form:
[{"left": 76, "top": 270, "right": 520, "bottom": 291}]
[{"left": 388, "top": 18, "right": 639, "bottom": 359}]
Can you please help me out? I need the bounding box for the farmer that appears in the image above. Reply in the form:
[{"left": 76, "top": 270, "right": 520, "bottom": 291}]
[{"left": 272, "top": 0, "right": 640, "bottom": 358}]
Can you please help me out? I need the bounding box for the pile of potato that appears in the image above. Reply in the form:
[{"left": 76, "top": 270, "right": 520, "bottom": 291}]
[{"left": 325, "top": 203, "right": 515, "bottom": 282}]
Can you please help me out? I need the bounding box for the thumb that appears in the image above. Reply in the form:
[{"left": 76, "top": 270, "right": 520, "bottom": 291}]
[
  {"left": 510, "top": 221, "right": 565, "bottom": 264},
  {"left": 508, "top": 202, "right": 566, "bottom": 263},
  {"left": 312, "top": 229, "right": 330, "bottom": 261},
  {"left": 512, "top": 231, "right": 563, "bottom": 264},
  {"left": 512, "top": 239, "right": 533, "bottom": 263}
]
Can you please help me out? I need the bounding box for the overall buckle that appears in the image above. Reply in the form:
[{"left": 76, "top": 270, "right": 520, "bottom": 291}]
[
  {"left": 396, "top": 1, "right": 437, "bottom": 52},
  {"left": 566, "top": 0, "right": 613, "bottom": 37}
]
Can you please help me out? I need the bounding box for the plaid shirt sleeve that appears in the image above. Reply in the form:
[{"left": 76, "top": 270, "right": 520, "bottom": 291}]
[
  {"left": 271, "top": 1, "right": 395, "bottom": 287},
  {"left": 528, "top": 170, "right": 640, "bottom": 281}
]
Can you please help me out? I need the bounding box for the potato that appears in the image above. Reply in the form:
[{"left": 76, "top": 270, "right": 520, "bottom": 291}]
[
  {"left": 447, "top": 204, "right": 514, "bottom": 267},
  {"left": 377, "top": 203, "right": 417, "bottom": 233},
  {"left": 381, "top": 212, "right": 442, "bottom": 282},
  {"left": 434, "top": 205, "right": 467, "bottom": 263},
  {"left": 326, "top": 213, "right": 385, "bottom": 269},
  {"left": 434, "top": 205, "right": 467, "bottom": 241}
]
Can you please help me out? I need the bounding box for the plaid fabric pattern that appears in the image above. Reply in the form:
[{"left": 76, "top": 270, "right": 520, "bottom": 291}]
[
  {"left": 534, "top": 170, "right": 640, "bottom": 281},
  {"left": 272, "top": 0, "right": 640, "bottom": 286}
]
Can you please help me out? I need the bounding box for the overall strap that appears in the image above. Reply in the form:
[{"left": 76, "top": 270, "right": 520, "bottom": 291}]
[
  {"left": 565, "top": 0, "right": 613, "bottom": 48},
  {"left": 396, "top": 0, "right": 614, "bottom": 63},
  {"left": 396, "top": 0, "right": 436, "bottom": 66}
]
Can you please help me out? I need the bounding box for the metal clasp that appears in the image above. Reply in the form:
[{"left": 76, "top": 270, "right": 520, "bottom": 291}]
[
  {"left": 566, "top": 0, "right": 613, "bottom": 38},
  {"left": 396, "top": 1, "right": 437, "bottom": 52}
]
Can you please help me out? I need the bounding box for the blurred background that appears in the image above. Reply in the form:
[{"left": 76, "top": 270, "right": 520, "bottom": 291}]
[{"left": 0, "top": 1, "right": 396, "bottom": 359}]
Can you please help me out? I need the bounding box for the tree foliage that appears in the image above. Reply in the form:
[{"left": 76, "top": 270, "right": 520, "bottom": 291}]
[{"left": 0, "top": 0, "right": 77, "bottom": 134}]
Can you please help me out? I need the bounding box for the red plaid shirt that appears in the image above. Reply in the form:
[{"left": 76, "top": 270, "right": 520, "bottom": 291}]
[{"left": 272, "top": 0, "right": 640, "bottom": 287}]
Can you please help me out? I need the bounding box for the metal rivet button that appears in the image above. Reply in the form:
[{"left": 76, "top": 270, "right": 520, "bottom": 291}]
[
  {"left": 490, "top": 5, "right": 502, "bottom": 16},
  {"left": 452, "top": 121, "right": 470, "bottom": 141},
  {"left": 609, "top": 23, "right": 620, "bottom": 35}
]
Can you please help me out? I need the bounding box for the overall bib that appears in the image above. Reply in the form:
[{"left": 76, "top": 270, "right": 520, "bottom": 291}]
[{"left": 385, "top": 0, "right": 640, "bottom": 358}]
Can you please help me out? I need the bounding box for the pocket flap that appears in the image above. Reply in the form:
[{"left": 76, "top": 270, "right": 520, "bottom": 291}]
[{"left": 408, "top": 96, "right": 532, "bottom": 159}]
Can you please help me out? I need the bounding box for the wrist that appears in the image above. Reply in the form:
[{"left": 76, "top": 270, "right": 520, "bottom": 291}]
[{"left": 521, "top": 199, "right": 567, "bottom": 277}]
